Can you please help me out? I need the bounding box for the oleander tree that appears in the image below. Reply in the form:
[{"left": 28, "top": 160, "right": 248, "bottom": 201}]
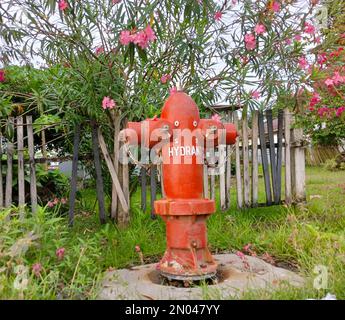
[
  {"left": 294, "top": 0, "right": 345, "bottom": 147},
  {"left": 0, "top": 0, "right": 323, "bottom": 123}
]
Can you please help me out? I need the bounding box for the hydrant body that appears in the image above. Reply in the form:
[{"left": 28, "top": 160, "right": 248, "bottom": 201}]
[{"left": 123, "top": 91, "right": 237, "bottom": 280}]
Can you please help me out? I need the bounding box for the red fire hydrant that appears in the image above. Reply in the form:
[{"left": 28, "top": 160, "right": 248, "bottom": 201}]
[{"left": 122, "top": 89, "right": 237, "bottom": 280}]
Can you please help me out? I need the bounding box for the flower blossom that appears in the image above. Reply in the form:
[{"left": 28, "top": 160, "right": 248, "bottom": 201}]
[
  {"left": 58, "top": 0, "right": 68, "bottom": 11},
  {"left": 298, "top": 56, "right": 308, "bottom": 69},
  {"left": 324, "top": 78, "right": 334, "bottom": 86},
  {"left": 304, "top": 22, "right": 315, "bottom": 35},
  {"left": 214, "top": 11, "right": 222, "bottom": 21},
  {"left": 271, "top": 1, "right": 281, "bottom": 12},
  {"left": 294, "top": 34, "right": 302, "bottom": 42},
  {"left": 56, "top": 247, "right": 65, "bottom": 260},
  {"left": 32, "top": 263, "right": 42, "bottom": 277},
  {"left": 120, "top": 25, "right": 156, "bottom": 49},
  {"left": 102, "top": 96, "right": 116, "bottom": 110},
  {"left": 119, "top": 30, "right": 133, "bottom": 46},
  {"left": 0, "top": 70, "right": 5, "bottom": 82},
  {"left": 254, "top": 24, "right": 266, "bottom": 35},
  {"left": 309, "top": 92, "right": 321, "bottom": 107},
  {"left": 211, "top": 114, "right": 222, "bottom": 122},
  {"left": 332, "top": 72, "right": 345, "bottom": 85},
  {"left": 95, "top": 46, "right": 104, "bottom": 55},
  {"left": 244, "top": 33, "right": 256, "bottom": 50},
  {"left": 251, "top": 90, "right": 260, "bottom": 100},
  {"left": 336, "top": 106, "right": 345, "bottom": 117},
  {"left": 160, "top": 74, "right": 171, "bottom": 84},
  {"left": 317, "top": 53, "right": 327, "bottom": 66}
]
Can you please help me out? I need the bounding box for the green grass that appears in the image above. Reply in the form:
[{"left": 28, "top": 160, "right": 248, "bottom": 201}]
[{"left": 0, "top": 166, "right": 345, "bottom": 299}]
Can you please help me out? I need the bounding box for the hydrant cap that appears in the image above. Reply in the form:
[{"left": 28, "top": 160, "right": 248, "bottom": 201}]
[{"left": 161, "top": 92, "right": 200, "bottom": 129}]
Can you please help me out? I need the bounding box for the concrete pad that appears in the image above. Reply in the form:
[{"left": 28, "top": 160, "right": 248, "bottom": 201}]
[{"left": 98, "top": 254, "right": 305, "bottom": 300}]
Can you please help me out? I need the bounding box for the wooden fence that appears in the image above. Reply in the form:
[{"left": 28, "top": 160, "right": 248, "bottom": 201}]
[{"left": 0, "top": 109, "right": 306, "bottom": 225}]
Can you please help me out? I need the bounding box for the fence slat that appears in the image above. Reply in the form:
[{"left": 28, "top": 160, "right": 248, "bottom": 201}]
[
  {"left": 291, "top": 128, "right": 306, "bottom": 202},
  {"left": 111, "top": 115, "right": 121, "bottom": 219},
  {"left": 150, "top": 165, "right": 157, "bottom": 219},
  {"left": 219, "top": 129, "right": 226, "bottom": 210},
  {"left": 17, "top": 116, "right": 25, "bottom": 218},
  {"left": 26, "top": 116, "right": 38, "bottom": 215},
  {"left": 123, "top": 150, "right": 130, "bottom": 211},
  {"left": 91, "top": 121, "right": 106, "bottom": 224},
  {"left": 251, "top": 111, "right": 259, "bottom": 207},
  {"left": 234, "top": 112, "right": 243, "bottom": 209},
  {"left": 5, "top": 117, "right": 14, "bottom": 208},
  {"left": 0, "top": 133, "right": 3, "bottom": 208},
  {"left": 140, "top": 167, "right": 147, "bottom": 212},
  {"left": 258, "top": 112, "right": 272, "bottom": 205},
  {"left": 242, "top": 115, "right": 250, "bottom": 207},
  {"left": 266, "top": 110, "right": 278, "bottom": 203},
  {"left": 284, "top": 109, "right": 292, "bottom": 205},
  {"left": 97, "top": 129, "right": 129, "bottom": 214},
  {"left": 225, "top": 111, "right": 233, "bottom": 209},
  {"left": 276, "top": 110, "right": 284, "bottom": 203}
]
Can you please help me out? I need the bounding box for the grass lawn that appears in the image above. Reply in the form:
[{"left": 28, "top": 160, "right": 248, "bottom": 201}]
[{"left": 0, "top": 166, "right": 345, "bottom": 299}]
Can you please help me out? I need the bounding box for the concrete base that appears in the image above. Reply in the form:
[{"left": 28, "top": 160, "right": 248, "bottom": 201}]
[{"left": 98, "top": 254, "right": 304, "bottom": 300}]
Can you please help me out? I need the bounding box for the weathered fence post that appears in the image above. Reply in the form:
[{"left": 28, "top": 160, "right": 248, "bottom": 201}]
[
  {"left": 5, "top": 117, "right": 14, "bottom": 208},
  {"left": 251, "top": 111, "right": 259, "bottom": 207},
  {"left": 111, "top": 114, "right": 121, "bottom": 219},
  {"left": 258, "top": 112, "right": 272, "bottom": 205},
  {"left": 140, "top": 167, "right": 147, "bottom": 212},
  {"left": 276, "top": 110, "right": 284, "bottom": 204},
  {"left": 284, "top": 109, "right": 292, "bottom": 205},
  {"left": 291, "top": 127, "right": 306, "bottom": 202},
  {"left": 242, "top": 115, "right": 250, "bottom": 207},
  {"left": 234, "top": 112, "right": 243, "bottom": 209},
  {"left": 26, "top": 116, "right": 38, "bottom": 215},
  {"left": 17, "top": 116, "right": 25, "bottom": 218},
  {"left": 203, "top": 163, "right": 209, "bottom": 199},
  {"left": 219, "top": 128, "right": 226, "bottom": 211},
  {"left": 68, "top": 124, "right": 81, "bottom": 226},
  {"left": 91, "top": 120, "right": 106, "bottom": 224},
  {"left": 225, "top": 111, "right": 233, "bottom": 209}
]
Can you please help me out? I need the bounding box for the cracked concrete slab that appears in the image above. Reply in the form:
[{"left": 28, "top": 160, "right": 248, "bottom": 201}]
[{"left": 98, "top": 254, "right": 305, "bottom": 300}]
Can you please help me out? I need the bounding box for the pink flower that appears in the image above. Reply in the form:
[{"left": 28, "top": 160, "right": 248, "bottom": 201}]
[
  {"left": 314, "top": 36, "right": 321, "bottom": 44},
  {"left": 47, "top": 201, "right": 54, "bottom": 208},
  {"left": 0, "top": 70, "right": 5, "bottom": 82},
  {"left": 317, "top": 53, "right": 327, "bottom": 65},
  {"left": 133, "top": 30, "right": 149, "bottom": 49},
  {"left": 56, "top": 247, "right": 65, "bottom": 260},
  {"left": 58, "top": 0, "right": 68, "bottom": 11},
  {"left": 160, "top": 74, "right": 171, "bottom": 84},
  {"left": 244, "top": 33, "right": 256, "bottom": 50},
  {"left": 309, "top": 92, "right": 321, "bottom": 107},
  {"left": 271, "top": 1, "right": 281, "bottom": 12},
  {"left": 324, "top": 78, "right": 334, "bottom": 86},
  {"left": 95, "top": 46, "right": 104, "bottom": 55},
  {"left": 214, "top": 11, "right": 222, "bottom": 21},
  {"left": 294, "top": 34, "right": 302, "bottom": 42},
  {"left": 298, "top": 56, "right": 308, "bottom": 69},
  {"left": 53, "top": 198, "right": 59, "bottom": 205},
  {"left": 211, "top": 114, "right": 222, "bottom": 122},
  {"left": 304, "top": 22, "right": 315, "bottom": 35},
  {"left": 309, "top": 107, "right": 315, "bottom": 112},
  {"left": 169, "top": 87, "right": 178, "bottom": 95},
  {"left": 144, "top": 25, "right": 157, "bottom": 42},
  {"left": 243, "top": 243, "right": 252, "bottom": 251},
  {"left": 285, "top": 38, "right": 292, "bottom": 45},
  {"left": 332, "top": 72, "right": 345, "bottom": 85},
  {"left": 251, "top": 90, "right": 260, "bottom": 100},
  {"left": 119, "top": 30, "right": 132, "bottom": 46},
  {"left": 32, "top": 263, "right": 42, "bottom": 277},
  {"left": 112, "top": 0, "right": 121, "bottom": 4},
  {"left": 102, "top": 96, "right": 116, "bottom": 110},
  {"left": 135, "top": 245, "right": 141, "bottom": 252},
  {"left": 336, "top": 106, "right": 345, "bottom": 117},
  {"left": 254, "top": 24, "right": 266, "bottom": 35},
  {"left": 61, "top": 198, "right": 67, "bottom": 204}
]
